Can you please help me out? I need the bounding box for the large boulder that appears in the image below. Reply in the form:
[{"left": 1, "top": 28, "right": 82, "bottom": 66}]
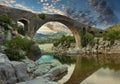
[
  {"left": 0, "top": 53, "right": 16, "bottom": 84},
  {"left": 28, "top": 43, "right": 41, "bottom": 61},
  {"left": 11, "top": 61, "right": 29, "bottom": 82},
  {"left": 22, "top": 59, "right": 37, "bottom": 73},
  {"left": 43, "top": 65, "right": 68, "bottom": 81},
  {"left": 33, "top": 63, "right": 51, "bottom": 77},
  {"left": 33, "top": 57, "right": 62, "bottom": 78}
]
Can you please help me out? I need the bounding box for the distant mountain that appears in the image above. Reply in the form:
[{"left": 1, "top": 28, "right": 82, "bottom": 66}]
[
  {"left": 35, "top": 31, "right": 69, "bottom": 37},
  {"left": 34, "top": 31, "right": 73, "bottom": 44}
]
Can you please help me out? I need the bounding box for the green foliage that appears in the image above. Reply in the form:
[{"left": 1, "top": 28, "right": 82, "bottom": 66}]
[
  {"left": 0, "top": 15, "right": 12, "bottom": 24},
  {"left": 11, "top": 23, "right": 26, "bottom": 35},
  {"left": 34, "top": 32, "right": 69, "bottom": 44},
  {"left": 17, "top": 25, "right": 26, "bottom": 35},
  {"left": 107, "top": 30, "right": 120, "bottom": 40},
  {"left": 0, "top": 15, "right": 26, "bottom": 35},
  {"left": 95, "top": 24, "right": 120, "bottom": 45},
  {"left": 105, "top": 30, "right": 120, "bottom": 45},
  {"left": 81, "top": 32, "right": 94, "bottom": 47},
  {"left": 53, "top": 35, "right": 75, "bottom": 48},
  {"left": 5, "top": 36, "right": 35, "bottom": 61},
  {"left": 38, "top": 13, "right": 46, "bottom": 20}
]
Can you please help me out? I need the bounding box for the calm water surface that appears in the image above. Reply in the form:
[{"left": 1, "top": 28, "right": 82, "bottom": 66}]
[{"left": 39, "top": 44, "right": 120, "bottom": 84}]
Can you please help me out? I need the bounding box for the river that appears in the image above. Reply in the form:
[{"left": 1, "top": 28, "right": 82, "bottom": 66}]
[{"left": 39, "top": 43, "right": 120, "bottom": 84}]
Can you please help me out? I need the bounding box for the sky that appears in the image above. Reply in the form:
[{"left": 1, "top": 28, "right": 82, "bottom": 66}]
[{"left": 0, "top": 0, "right": 120, "bottom": 29}]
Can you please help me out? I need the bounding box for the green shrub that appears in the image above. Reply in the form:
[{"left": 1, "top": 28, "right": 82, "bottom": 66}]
[
  {"left": 53, "top": 35, "right": 75, "bottom": 48},
  {"left": 5, "top": 36, "right": 35, "bottom": 61},
  {"left": 105, "top": 30, "right": 120, "bottom": 45},
  {"left": 11, "top": 23, "right": 26, "bottom": 35},
  {"left": 0, "top": 15, "right": 12, "bottom": 24},
  {"left": 17, "top": 25, "right": 26, "bottom": 35},
  {"left": 38, "top": 13, "right": 46, "bottom": 20},
  {"left": 81, "top": 32, "right": 94, "bottom": 47}
]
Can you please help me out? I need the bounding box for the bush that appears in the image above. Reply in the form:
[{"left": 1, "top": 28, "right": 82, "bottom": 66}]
[
  {"left": 81, "top": 32, "right": 94, "bottom": 47},
  {"left": 0, "top": 15, "right": 12, "bottom": 24},
  {"left": 53, "top": 35, "right": 75, "bottom": 48},
  {"left": 17, "top": 25, "right": 26, "bottom": 35},
  {"left": 105, "top": 30, "right": 120, "bottom": 45},
  {"left": 11, "top": 23, "right": 26, "bottom": 35},
  {"left": 38, "top": 13, "right": 46, "bottom": 20},
  {"left": 5, "top": 36, "right": 35, "bottom": 61}
]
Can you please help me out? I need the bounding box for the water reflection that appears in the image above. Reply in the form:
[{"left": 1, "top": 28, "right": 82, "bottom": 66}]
[
  {"left": 56, "top": 54, "right": 120, "bottom": 84},
  {"left": 82, "top": 68, "right": 120, "bottom": 84}
]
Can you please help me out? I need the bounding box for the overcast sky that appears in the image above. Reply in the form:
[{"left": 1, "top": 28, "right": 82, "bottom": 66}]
[{"left": 0, "top": 0, "right": 120, "bottom": 29}]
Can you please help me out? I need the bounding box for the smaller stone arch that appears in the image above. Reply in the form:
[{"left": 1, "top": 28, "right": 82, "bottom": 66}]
[{"left": 18, "top": 18, "right": 29, "bottom": 32}]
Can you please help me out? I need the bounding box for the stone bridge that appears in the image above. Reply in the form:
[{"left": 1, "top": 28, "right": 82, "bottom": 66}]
[{"left": 0, "top": 5, "right": 88, "bottom": 48}]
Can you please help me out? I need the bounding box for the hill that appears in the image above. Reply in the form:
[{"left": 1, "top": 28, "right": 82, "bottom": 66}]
[
  {"left": 107, "top": 24, "right": 120, "bottom": 31},
  {"left": 34, "top": 32, "right": 73, "bottom": 44}
]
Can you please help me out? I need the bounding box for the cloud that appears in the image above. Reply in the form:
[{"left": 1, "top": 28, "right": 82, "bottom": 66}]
[
  {"left": 39, "top": 0, "right": 63, "bottom": 14},
  {"left": 0, "top": 0, "right": 36, "bottom": 13},
  {"left": 39, "top": 0, "right": 61, "bottom": 3},
  {"left": 14, "top": 3, "right": 35, "bottom": 12},
  {"left": 42, "top": 3, "right": 65, "bottom": 15},
  {"left": 37, "top": 22, "right": 71, "bottom": 33},
  {"left": 40, "top": 0, "right": 48, "bottom": 3},
  {"left": 0, "top": 0, "right": 16, "bottom": 7},
  {"left": 88, "top": 0, "right": 119, "bottom": 26}
]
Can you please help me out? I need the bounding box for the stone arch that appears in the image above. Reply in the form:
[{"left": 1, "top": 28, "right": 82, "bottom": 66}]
[
  {"left": 18, "top": 18, "right": 29, "bottom": 31},
  {"left": 36, "top": 20, "right": 82, "bottom": 49}
]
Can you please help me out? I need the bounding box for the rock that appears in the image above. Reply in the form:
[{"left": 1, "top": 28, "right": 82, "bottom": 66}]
[
  {"left": 33, "top": 63, "right": 51, "bottom": 77},
  {"left": 27, "top": 43, "right": 41, "bottom": 61},
  {"left": 22, "top": 59, "right": 37, "bottom": 73},
  {"left": 6, "top": 30, "right": 12, "bottom": 41},
  {"left": 34, "top": 57, "right": 62, "bottom": 78},
  {"left": 0, "top": 53, "right": 16, "bottom": 84},
  {"left": 16, "top": 77, "right": 58, "bottom": 84},
  {"left": 11, "top": 61, "right": 29, "bottom": 82},
  {"left": 0, "top": 53, "right": 10, "bottom": 63},
  {"left": 0, "top": 53, "right": 68, "bottom": 84},
  {"left": 0, "top": 30, "right": 5, "bottom": 45},
  {"left": 67, "top": 48, "right": 80, "bottom": 55},
  {"left": 43, "top": 65, "right": 68, "bottom": 81},
  {"left": 0, "top": 46, "right": 6, "bottom": 53}
]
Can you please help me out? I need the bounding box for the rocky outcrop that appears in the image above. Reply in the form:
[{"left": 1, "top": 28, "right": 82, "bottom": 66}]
[
  {"left": 84, "top": 38, "right": 120, "bottom": 54},
  {"left": 16, "top": 77, "right": 58, "bottom": 84},
  {"left": 0, "top": 24, "right": 13, "bottom": 53},
  {"left": 0, "top": 53, "right": 16, "bottom": 84},
  {"left": 11, "top": 61, "right": 29, "bottom": 82},
  {"left": 28, "top": 43, "right": 41, "bottom": 61},
  {"left": 0, "top": 53, "right": 67, "bottom": 84}
]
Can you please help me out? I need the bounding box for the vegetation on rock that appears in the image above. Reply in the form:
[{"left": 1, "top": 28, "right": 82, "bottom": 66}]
[
  {"left": 53, "top": 35, "right": 75, "bottom": 48},
  {"left": 38, "top": 13, "right": 46, "bottom": 20},
  {"left": 82, "top": 32, "right": 94, "bottom": 47},
  {"left": 0, "top": 15, "right": 12, "bottom": 25},
  {"left": 5, "top": 36, "right": 35, "bottom": 61},
  {"left": 95, "top": 24, "right": 120, "bottom": 45}
]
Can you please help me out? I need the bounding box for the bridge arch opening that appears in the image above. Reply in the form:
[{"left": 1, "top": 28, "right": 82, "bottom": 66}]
[{"left": 33, "top": 21, "right": 81, "bottom": 49}]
